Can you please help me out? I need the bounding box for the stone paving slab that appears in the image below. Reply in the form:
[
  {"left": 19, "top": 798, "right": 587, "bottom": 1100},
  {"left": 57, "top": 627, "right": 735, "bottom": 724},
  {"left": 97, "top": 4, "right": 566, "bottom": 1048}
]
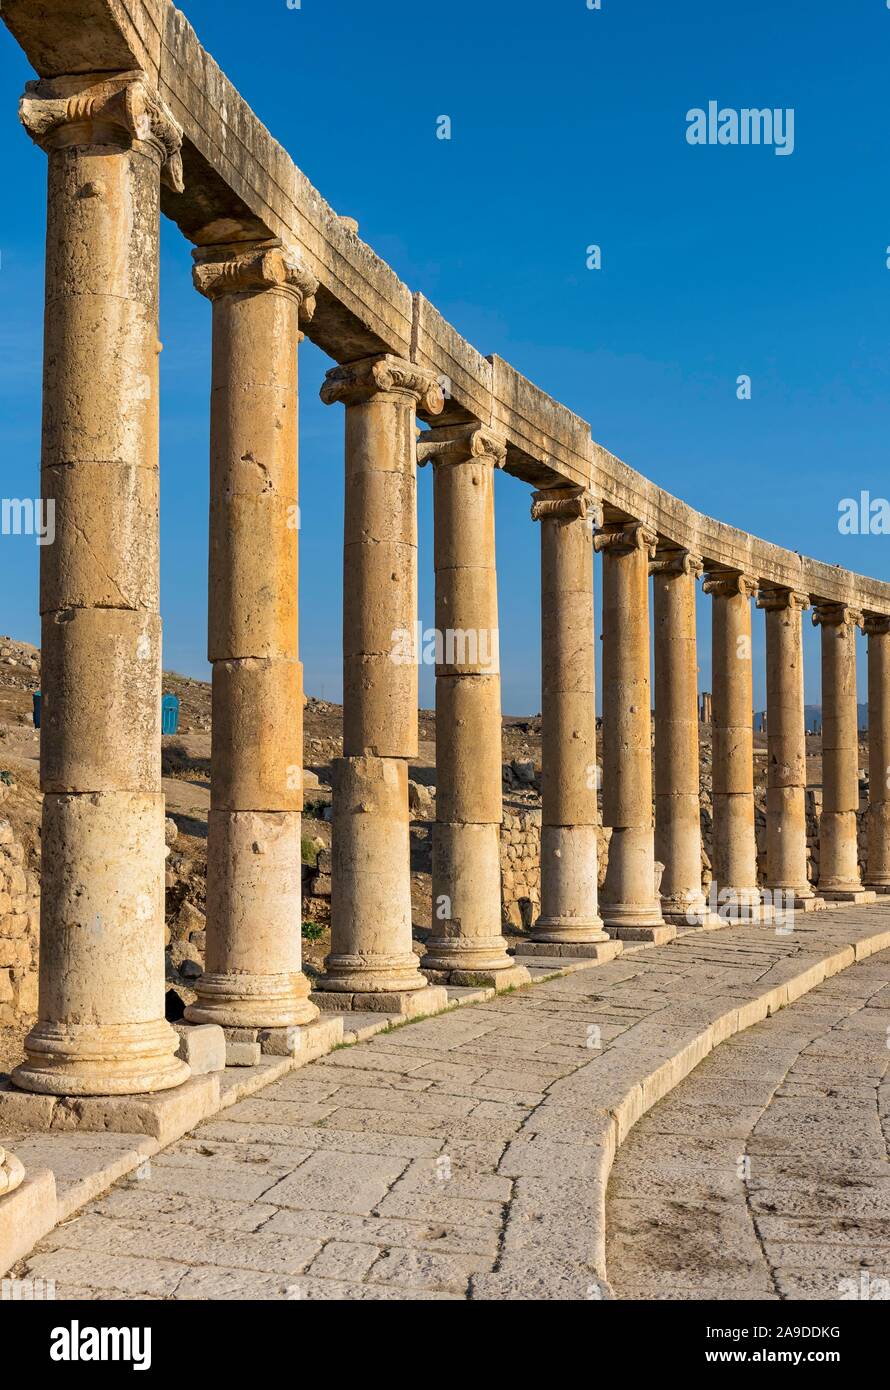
[
  {"left": 606, "top": 946, "right": 890, "bottom": 1300},
  {"left": 6, "top": 903, "right": 890, "bottom": 1297}
]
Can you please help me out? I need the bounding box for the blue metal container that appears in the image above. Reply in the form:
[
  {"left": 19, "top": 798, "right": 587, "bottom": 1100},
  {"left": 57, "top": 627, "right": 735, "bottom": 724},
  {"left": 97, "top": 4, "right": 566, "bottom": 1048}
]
[{"left": 32, "top": 690, "right": 41, "bottom": 729}]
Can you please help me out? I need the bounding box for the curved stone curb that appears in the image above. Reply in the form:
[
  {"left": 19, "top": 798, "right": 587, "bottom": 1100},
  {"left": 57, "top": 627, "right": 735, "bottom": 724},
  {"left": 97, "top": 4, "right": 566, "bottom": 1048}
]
[{"left": 472, "top": 922, "right": 890, "bottom": 1300}]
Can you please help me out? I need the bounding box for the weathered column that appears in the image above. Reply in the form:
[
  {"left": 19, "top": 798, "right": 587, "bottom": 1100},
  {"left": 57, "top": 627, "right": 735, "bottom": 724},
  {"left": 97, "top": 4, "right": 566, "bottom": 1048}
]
[
  {"left": 416, "top": 426, "right": 530, "bottom": 988},
  {"left": 597, "top": 523, "right": 670, "bottom": 941},
  {"left": 184, "top": 242, "right": 319, "bottom": 1036},
  {"left": 652, "top": 548, "right": 708, "bottom": 924},
  {"left": 13, "top": 74, "right": 189, "bottom": 1095},
  {"left": 701, "top": 691, "right": 712, "bottom": 725},
  {"left": 702, "top": 570, "right": 763, "bottom": 918},
  {"left": 315, "top": 357, "right": 448, "bottom": 1015},
  {"left": 758, "top": 587, "right": 816, "bottom": 908},
  {"left": 813, "top": 604, "right": 873, "bottom": 901},
  {"left": 517, "top": 486, "right": 612, "bottom": 958},
  {"left": 865, "top": 614, "right": 890, "bottom": 890},
  {"left": 0, "top": 1147, "right": 25, "bottom": 1197}
]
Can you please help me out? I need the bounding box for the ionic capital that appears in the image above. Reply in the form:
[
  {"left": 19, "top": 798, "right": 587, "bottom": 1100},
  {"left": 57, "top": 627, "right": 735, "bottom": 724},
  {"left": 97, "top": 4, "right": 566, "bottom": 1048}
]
[
  {"left": 530, "top": 486, "right": 602, "bottom": 526},
  {"left": 192, "top": 240, "right": 317, "bottom": 317},
  {"left": 20, "top": 71, "right": 183, "bottom": 191},
  {"left": 321, "top": 355, "right": 445, "bottom": 414},
  {"left": 702, "top": 569, "right": 758, "bottom": 599},
  {"left": 594, "top": 521, "right": 657, "bottom": 558},
  {"left": 864, "top": 613, "right": 890, "bottom": 637},
  {"left": 756, "top": 586, "right": 810, "bottom": 613},
  {"left": 417, "top": 423, "right": 506, "bottom": 470},
  {"left": 0, "top": 1144, "right": 25, "bottom": 1196},
  {"left": 812, "top": 602, "right": 864, "bottom": 631},
  {"left": 650, "top": 547, "right": 703, "bottom": 579}
]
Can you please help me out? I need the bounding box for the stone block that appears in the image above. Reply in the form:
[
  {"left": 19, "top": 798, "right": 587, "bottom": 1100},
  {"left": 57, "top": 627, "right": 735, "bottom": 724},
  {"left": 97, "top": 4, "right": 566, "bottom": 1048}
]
[
  {"left": 225, "top": 1039, "right": 262, "bottom": 1067},
  {"left": 1, "top": 1075, "right": 221, "bottom": 1147},
  {"left": 172, "top": 1022, "right": 227, "bottom": 1075},
  {"left": 0, "top": 1169, "right": 57, "bottom": 1277}
]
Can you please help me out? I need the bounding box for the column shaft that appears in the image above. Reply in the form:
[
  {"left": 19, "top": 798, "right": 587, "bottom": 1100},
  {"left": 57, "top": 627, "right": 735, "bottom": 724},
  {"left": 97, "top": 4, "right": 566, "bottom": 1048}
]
[
  {"left": 528, "top": 488, "right": 606, "bottom": 943},
  {"left": 703, "top": 570, "right": 760, "bottom": 911},
  {"left": 316, "top": 357, "right": 447, "bottom": 1008},
  {"left": 14, "top": 74, "right": 188, "bottom": 1095},
  {"left": 186, "top": 242, "right": 318, "bottom": 1030},
  {"left": 652, "top": 550, "right": 707, "bottom": 922},
  {"left": 598, "top": 523, "right": 665, "bottom": 935},
  {"left": 759, "top": 588, "right": 813, "bottom": 902},
  {"left": 814, "top": 604, "right": 869, "bottom": 898},
  {"left": 418, "top": 426, "right": 521, "bottom": 980},
  {"left": 865, "top": 615, "right": 890, "bottom": 888}
]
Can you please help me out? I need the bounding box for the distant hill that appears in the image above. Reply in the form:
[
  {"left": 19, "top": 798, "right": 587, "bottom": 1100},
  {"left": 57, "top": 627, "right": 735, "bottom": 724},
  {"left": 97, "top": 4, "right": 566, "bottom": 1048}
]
[{"left": 753, "top": 705, "right": 868, "bottom": 734}]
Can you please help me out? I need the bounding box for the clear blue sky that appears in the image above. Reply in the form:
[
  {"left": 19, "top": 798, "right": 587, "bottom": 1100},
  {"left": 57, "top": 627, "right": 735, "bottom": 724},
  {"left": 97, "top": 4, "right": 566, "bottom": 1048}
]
[{"left": 1, "top": 0, "right": 888, "bottom": 713}]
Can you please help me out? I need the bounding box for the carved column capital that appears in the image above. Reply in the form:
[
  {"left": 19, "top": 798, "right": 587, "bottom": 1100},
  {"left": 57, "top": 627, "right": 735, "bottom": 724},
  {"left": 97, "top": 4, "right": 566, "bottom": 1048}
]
[
  {"left": 593, "top": 520, "right": 657, "bottom": 557},
  {"left": 0, "top": 1144, "right": 25, "bottom": 1196},
  {"left": 321, "top": 354, "right": 445, "bottom": 414},
  {"left": 864, "top": 613, "right": 890, "bottom": 637},
  {"left": 192, "top": 240, "right": 317, "bottom": 318},
  {"left": 702, "top": 569, "right": 758, "bottom": 599},
  {"left": 650, "top": 547, "right": 703, "bottom": 579},
  {"left": 19, "top": 71, "right": 184, "bottom": 191},
  {"left": 812, "top": 602, "right": 864, "bottom": 630},
  {"left": 530, "top": 485, "right": 601, "bottom": 526},
  {"left": 756, "top": 586, "right": 811, "bottom": 613},
  {"left": 417, "top": 423, "right": 506, "bottom": 469}
]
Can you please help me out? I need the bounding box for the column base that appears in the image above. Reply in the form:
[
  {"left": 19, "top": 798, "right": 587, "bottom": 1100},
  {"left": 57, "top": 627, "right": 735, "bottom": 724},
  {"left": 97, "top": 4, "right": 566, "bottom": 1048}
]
[
  {"left": 11, "top": 1019, "right": 191, "bottom": 1097},
  {"left": 425, "top": 963, "right": 532, "bottom": 991},
  {"left": 312, "top": 983, "right": 449, "bottom": 1018},
  {"left": 420, "top": 935, "right": 517, "bottom": 975},
  {"left": 184, "top": 971, "right": 319, "bottom": 1030},
  {"left": 866, "top": 883, "right": 890, "bottom": 894},
  {"left": 314, "top": 950, "right": 430, "bottom": 997},
  {"left": 529, "top": 915, "right": 610, "bottom": 945},
  {"left": 0, "top": 1146, "right": 25, "bottom": 1197},
  {"left": 600, "top": 900, "right": 667, "bottom": 940},
  {"left": 215, "top": 1015, "right": 344, "bottom": 1066},
  {"left": 609, "top": 924, "right": 678, "bottom": 944},
  {"left": 818, "top": 887, "right": 878, "bottom": 904},
  {"left": 660, "top": 894, "right": 716, "bottom": 928},
  {"left": 513, "top": 939, "right": 623, "bottom": 962}
]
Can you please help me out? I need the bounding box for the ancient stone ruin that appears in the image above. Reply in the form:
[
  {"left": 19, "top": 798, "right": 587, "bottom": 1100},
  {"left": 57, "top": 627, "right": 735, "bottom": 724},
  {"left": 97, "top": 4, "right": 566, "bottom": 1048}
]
[{"left": 1, "top": 0, "right": 890, "bottom": 1238}]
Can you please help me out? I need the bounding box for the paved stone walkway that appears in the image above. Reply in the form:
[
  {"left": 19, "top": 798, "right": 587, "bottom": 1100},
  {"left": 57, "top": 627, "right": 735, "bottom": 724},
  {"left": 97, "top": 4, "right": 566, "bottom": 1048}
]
[
  {"left": 607, "top": 948, "right": 890, "bottom": 1300},
  {"left": 13, "top": 905, "right": 890, "bottom": 1300}
]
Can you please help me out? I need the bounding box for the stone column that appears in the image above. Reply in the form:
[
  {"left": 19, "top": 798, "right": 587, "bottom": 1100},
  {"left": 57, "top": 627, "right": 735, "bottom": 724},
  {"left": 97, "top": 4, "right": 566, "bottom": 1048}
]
[
  {"left": 13, "top": 74, "right": 189, "bottom": 1095},
  {"left": 702, "top": 570, "right": 763, "bottom": 918},
  {"left": 519, "top": 486, "right": 612, "bottom": 958},
  {"left": 757, "top": 587, "right": 816, "bottom": 907},
  {"left": 865, "top": 614, "right": 890, "bottom": 890},
  {"left": 652, "top": 548, "right": 708, "bottom": 924},
  {"left": 184, "top": 242, "right": 319, "bottom": 1037},
  {"left": 597, "top": 523, "right": 669, "bottom": 941},
  {"left": 813, "top": 604, "right": 873, "bottom": 901},
  {"left": 701, "top": 691, "right": 712, "bottom": 725},
  {"left": 314, "top": 357, "right": 448, "bottom": 1015},
  {"left": 415, "top": 426, "right": 529, "bottom": 989},
  {"left": 0, "top": 1147, "right": 25, "bottom": 1198}
]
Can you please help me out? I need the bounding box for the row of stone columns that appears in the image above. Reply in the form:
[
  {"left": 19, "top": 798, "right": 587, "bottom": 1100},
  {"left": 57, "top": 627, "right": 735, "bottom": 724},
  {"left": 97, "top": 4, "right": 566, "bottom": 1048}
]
[{"left": 9, "top": 70, "right": 890, "bottom": 1104}]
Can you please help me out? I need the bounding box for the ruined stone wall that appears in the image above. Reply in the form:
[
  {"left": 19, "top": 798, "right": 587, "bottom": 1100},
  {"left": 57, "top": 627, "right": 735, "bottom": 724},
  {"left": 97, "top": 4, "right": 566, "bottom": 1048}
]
[
  {"left": 500, "top": 807, "right": 541, "bottom": 929},
  {"left": 0, "top": 818, "right": 38, "bottom": 1027}
]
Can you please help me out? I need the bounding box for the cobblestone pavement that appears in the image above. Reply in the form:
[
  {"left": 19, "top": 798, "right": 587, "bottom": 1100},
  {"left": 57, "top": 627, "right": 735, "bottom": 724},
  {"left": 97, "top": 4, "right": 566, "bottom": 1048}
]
[
  {"left": 607, "top": 948, "right": 890, "bottom": 1300},
  {"left": 14, "top": 907, "right": 890, "bottom": 1300}
]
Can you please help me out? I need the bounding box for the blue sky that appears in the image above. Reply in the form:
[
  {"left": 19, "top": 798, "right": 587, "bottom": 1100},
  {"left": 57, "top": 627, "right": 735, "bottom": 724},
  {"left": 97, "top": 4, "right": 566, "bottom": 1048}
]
[{"left": 1, "top": 0, "right": 888, "bottom": 712}]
